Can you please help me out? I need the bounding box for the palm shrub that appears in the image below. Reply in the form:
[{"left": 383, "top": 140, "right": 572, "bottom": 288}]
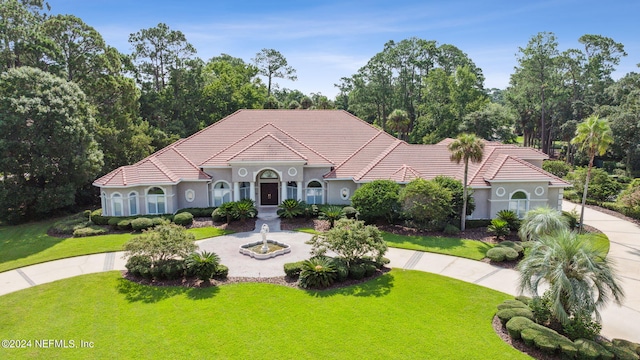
[
  {"left": 319, "top": 205, "right": 345, "bottom": 228},
  {"left": 277, "top": 199, "right": 304, "bottom": 219},
  {"left": 497, "top": 209, "right": 520, "bottom": 231},
  {"left": 232, "top": 199, "right": 257, "bottom": 221},
  {"left": 212, "top": 202, "right": 235, "bottom": 223},
  {"left": 299, "top": 257, "right": 337, "bottom": 289},
  {"left": 185, "top": 251, "right": 220, "bottom": 282},
  {"left": 518, "top": 206, "right": 569, "bottom": 241},
  {"left": 517, "top": 228, "right": 625, "bottom": 326},
  {"left": 487, "top": 218, "right": 510, "bottom": 240}
]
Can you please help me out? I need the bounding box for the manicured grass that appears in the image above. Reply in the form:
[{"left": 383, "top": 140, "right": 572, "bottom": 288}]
[
  {"left": 383, "top": 232, "right": 493, "bottom": 260},
  {"left": 586, "top": 232, "right": 610, "bottom": 255},
  {"left": 295, "top": 227, "right": 320, "bottom": 234},
  {"left": 0, "top": 222, "right": 231, "bottom": 273},
  {"left": 0, "top": 270, "right": 530, "bottom": 359}
]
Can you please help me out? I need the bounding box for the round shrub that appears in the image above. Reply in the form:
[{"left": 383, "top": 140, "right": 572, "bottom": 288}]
[
  {"left": 514, "top": 296, "right": 531, "bottom": 305},
  {"left": 613, "top": 339, "right": 640, "bottom": 355},
  {"left": 506, "top": 316, "right": 535, "bottom": 340},
  {"left": 331, "top": 258, "right": 349, "bottom": 282},
  {"left": 117, "top": 219, "right": 131, "bottom": 231},
  {"left": 443, "top": 224, "right": 460, "bottom": 235},
  {"left": 185, "top": 251, "right": 220, "bottom": 281},
  {"left": 349, "top": 263, "right": 367, "bottom": 280},
  {"left": 496, "top": 307, "right": 534, "bottom": 325},
  {"left": 598, "top": 340, "right": 640, "bottom": 360},
  {"left": 363, "top": 262, "right": 377, "bottom": 277},
  {"left": 152, "top": 259, "right": 185, "bottom": 280},
  {"left": 213, "top": 264, "right": 229, "bottom": 279},
  {"left": 91, "top": 209, "right": 110, "bottom": 225},
  {"left": 131, "top": 217, "right": 154, "bottom": 231},
  {"left": 342, "top": 206, "right": 359, "bottom": 219},
  {"left": 211, "top": 207, "right": 226, "bottom": 222},
  {"left": 497, "top": 241, "right": 524, "bottom": 254},
  {"left": 108, "top": 217, "right": 121, "bottom": 228},
  {"left": 575, "top": 339, "right": 614, "bottom": 360},
  {"left": 73, "top": 226, "right": 107, "bottom": 237},
  {"left": 486, "top": 247, "right": 519, "bottom": 262},
  {"left": 350, "top": 179, "right": 401, "bottom": 223},
  {"left": 151, "top": 217, "right": 165, "bottom": 226},
  {"left": 125, "top": 255, "right": 152, "bottom": 278},
  {"left": 173, "top": 212, "right": 194, "bottom": 226}
]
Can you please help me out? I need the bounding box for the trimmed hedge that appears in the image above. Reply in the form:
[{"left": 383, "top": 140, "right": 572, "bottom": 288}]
[
  {"left": 173, "top": 212, "right": 194, "bottom": 226},
  {"left": 575, "top": 339, "right": 614, "bottom": 360},
  {"left": 486, "top": 247, "right": 519, "bottom": 262},
  {"left": 117, "top": 219, "right": 132, "bottom": 230},
  {"left": 73, "top": 226, "right": 108, "bottom": 237},
  {"left": 496, "top": 307, "right": 534, "bottom": 325},
  {"left": 613, "top": 339, "right": 640, "bottom": 355},
  {"left": 131, "top": 218, "right": 154, "bottom": 231},
  {"left": 506, "top": 316, "right": 535, "bottom": 340},
  {"left": 598, "top": 339, "right": 640, "bottom": 360},
  {"left": 214, "top": 264, "right": 229, "bottom": 279},
  {"left": 497, "top": 299, "right": 529, "bottom": 310},
  {"left": 284, "top": 261, "right": 304, "bottom": 278},
  {"left": 176, "top": 207, "right": 217, "bottom": 217}
]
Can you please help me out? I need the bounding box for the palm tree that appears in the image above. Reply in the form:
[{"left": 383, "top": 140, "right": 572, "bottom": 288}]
[
  {"left": 387, "top": 109, "right": 410, "bottom": 140},
  {"left": 448, "top": 133, "right": 484, "bottom": 231},
  {"left": 518, "top": 206, "right": 569, "bottom": 241},
  {"left": 517, "top": 228, "right": 624, "bottom": 325},
  {"left": 570, "top": 115, "right": 614, "bottom": 231}
]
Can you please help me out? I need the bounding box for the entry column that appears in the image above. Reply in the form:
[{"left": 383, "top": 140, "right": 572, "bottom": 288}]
[
  {"left": 249, "top": 182, "right": 256, "bottom": 202},
  {"left": 281, "top": 181, "right": 288, "bottom": 202},
  {"left": 233, "top": 182, "right": 240, "bottom": 202},
  {"left": 296, "top": 181, "right": 303, "bottom": 202}
]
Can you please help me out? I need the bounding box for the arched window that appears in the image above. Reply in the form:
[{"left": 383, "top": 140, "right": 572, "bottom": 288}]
[
  {"left": 213, "top": 182, "right": 231, "bottom": 206},
  {"left": 239, "top": 182, "right": 250, "bottom": 200},
  {"left": 101, "top": 192, "right": 107, "bottom": 215},
  {"left": 306, "top": 180, "right": 323, "bottom": 205},
  {"left": 509, "top": 191, "right": 528, "bottom": 217},
  {"left": 287, "top": 181, "right": 297, "bottom": 200},
  {"left": 112, "top": 193, "right": 123, "bottom": 217},
  {"left": 147, "top": 187, "right": 166, "bottom": 214},
  {"left": 129, "top": 192, "right": 138, "bottom": 216}
]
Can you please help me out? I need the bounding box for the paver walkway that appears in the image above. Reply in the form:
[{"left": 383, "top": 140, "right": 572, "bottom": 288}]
[{"left": 0, "top": 201, "right": 638, "bottom": 342}]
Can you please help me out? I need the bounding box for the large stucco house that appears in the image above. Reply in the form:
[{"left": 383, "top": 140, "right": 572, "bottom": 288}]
[{"left": 93, "top": 109, "right": 570, "bottom": 219}]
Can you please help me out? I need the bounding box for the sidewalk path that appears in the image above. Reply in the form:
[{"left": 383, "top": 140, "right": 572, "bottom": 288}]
[{"left": 1, "top": 201, "right": 639, "bottom": 342}]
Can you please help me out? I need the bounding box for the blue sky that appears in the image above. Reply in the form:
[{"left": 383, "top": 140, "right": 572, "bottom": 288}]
[{"left": 50, "top": 0, "right": 639, "bottom": 98}]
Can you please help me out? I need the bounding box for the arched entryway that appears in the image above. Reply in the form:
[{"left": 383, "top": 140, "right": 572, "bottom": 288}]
[{"left": 258, "top": 169, "right": 279, "bottom": 206}]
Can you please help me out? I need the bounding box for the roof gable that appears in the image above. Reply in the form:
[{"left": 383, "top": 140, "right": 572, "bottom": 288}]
[{"left": 226, "top": 133, "right": 308, "bottom": 163}]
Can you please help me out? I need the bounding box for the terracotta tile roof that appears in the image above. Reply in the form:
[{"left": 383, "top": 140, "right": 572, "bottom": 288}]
[{"left": 93, "top": 110, "right": 570, "bottom": 188}]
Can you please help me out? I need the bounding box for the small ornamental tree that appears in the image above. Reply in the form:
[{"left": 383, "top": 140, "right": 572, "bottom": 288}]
[
  {"left": 124, "top": 223, "right": 196, "bottom": 263},
  {"left": 433, "top": 176, "right": 474, "bottom": 222},
  {"left": 400, "top": 178, "right": 452, "bottom": 230},
  {"left": 306, "top": 218, "right": 387, "bottom": 268},
  {"left": 350, "top": 180, "right": 400, "bottom": 223}
]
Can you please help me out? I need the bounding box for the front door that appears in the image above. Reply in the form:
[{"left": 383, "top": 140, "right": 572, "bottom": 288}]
[{"left": 260, "top": 183, "right": 278, "bottom": 205}]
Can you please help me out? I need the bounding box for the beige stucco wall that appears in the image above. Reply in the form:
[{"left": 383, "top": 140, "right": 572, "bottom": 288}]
[
  {"left": 176, "top": 182, "right": 210, "bottom": 210},
  {"left": 100, "top": 185, "right": 177, "bottom": 216},
  {"left": 326, "top": 180, "right": 358, "bottom": 205},
  {"left": 487, "top": 181, "right": 555, "bottom": 218},
  {"left": 470, "top": 188, "right": 491, "bottom": 219}
]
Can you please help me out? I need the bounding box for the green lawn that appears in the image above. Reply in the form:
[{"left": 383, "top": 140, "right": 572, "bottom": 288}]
[
  {"left": 0, "top": 222, "right": 231, "bottom": 273},
  {"left": 0, "top": 270, "right": 530, "bottom": 359},
  {"left": 383, "top": 232, "right": 492, "bottom": 260}
]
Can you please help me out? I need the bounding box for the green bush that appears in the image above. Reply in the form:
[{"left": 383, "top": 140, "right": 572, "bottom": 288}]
[
  {"left": 342, "top": 206, "right": 359, "bottom": 219},
  {"left": 566, "top": 167, "right": 623, "bottom": 202},
  {"left": 486, "top": 247, "right": 519, "bottom": 262},
  {"left": 433, "top": 175, "right": 475, "bottom": 222},
  {"left": 176, "top": 207, "right": 216, "bottom": 217},
  {"left": 496, "top": 307, "right": 534, "bottom": 325},
  {"left": 302, "top": 203, "right": 319, "bottom": 219},
  {"left": 117, "top": 220, "right": 131, "bottom": 231},
  {"left": 542, "top": 160, "right": 572, "bottom": 178},
  {"left": 562, "top": 210, "right": 579, "bottom": 229},
  {"left": 299, "top": 257, "right": 337, "bottom": 289},
  {"left": 90, "top": 209, "right": 110, "bottom": 225},
  {"left": 497, "top": 299, "right": 529, "bottom": 310},
  {"left": 529, "top": 293, "right": 553, "bottom": 325},
  {"left": 211, "top": 207, "right": 228, "bottom": 222},
  {"left": 173, "top": 212, "right": 194, "bottom": 226},
  {"left": 151, "top": 259, "right": 185, "bottom": 280},
  {"left": 151, "top": 217, "right": 166, "bottom": 226},
  {"left": 125, "top": 255, "right": 152, "bottom": 278},
  {"left": 124, "top": 223, "right": 197, "bottom": 264},
  {"left": 497, "top": 241, "right": 524, "bottom": 254},
  {"left": 519, "top": 323, "right": 577, "bottom": 357},
  {"left": 562, "top": 314, "right": 602, "bottom": 341},
  {"left": 514, "top": 296, "right": 531, "bottom": 306},
  {"left": 350, "top": 179, "right": 401, "bottom": 223},
  {"left": 131, "top": 217, "right": 154, "bottom": 231},
  {"left": 443, "top": 224, "right": 460, "bottom": 235},
  {"left": 185, "top": 251, "right": 220, "bottom": 281},
  {"left": 466, "top": 219, "right": 492, "bottom": 228},
  {"left": 50, "top": 213, "right": 92, "bottom": 235},
  {"left": 213, "top": 264, "right": 229, "bottom": 279},
  {"left": 505, "top": 316, "right": 535, "bottom": 340},
  {"left": 331, "top": 258, "right": 349, "bottom": 282},
  {"left": 487, "top": 218, "right": 510, "bottom": 240},
  {"left": 232, "top": 199, "right": 257, "bottom": 221},
  {"left": 598, "top": 339, "right": 640, "bottom": 360},
  {"left": 575, "top": 339, "right": 614, "bottom": 360},
  {"left": 363, "top": 262, "right": 377, "bottom": 277},
  {"left": 73, "top": 226, "right": 107, "bottom": 237},
  {"left": 319, "top": 205, "right": 345, "bottom": 228},
  {"left": 613, "top": 339, "right": 640, "bottom": 355},
  {"left": 348, "top": 263, "right": 366, "bottom": 280},
  {"left": 400, "top": 178, "right": 452, "bottom": 230},
  {"left": 108, "top": 217, "right": 121, "bottom": 228},
  {"left": 284, "top": 261, "right": 305, "bottom": 278}
]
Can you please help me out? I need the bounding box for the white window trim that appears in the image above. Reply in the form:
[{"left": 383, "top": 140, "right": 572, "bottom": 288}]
[
  {"left": 305, "top": 179, "right": 324, "bottom": 205},
  {"left": 128, "top": 191, "right": 139, "bottom": 216},
  {"left": 101, "top": 192, "right": 107, "bottom": 216},
  {"left": 146, "top": 186, "right": 167, "bottom": 215},
  {"left": 212, "top": 181, "right": 232, "bottom": 207},
  {"left": 508, "top": 189, "right": 529, "bottom": 217},
  {"left": 111, "top": 192, "right": 124, "bottom": 217}
]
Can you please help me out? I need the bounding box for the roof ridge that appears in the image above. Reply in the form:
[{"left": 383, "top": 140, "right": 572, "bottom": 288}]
[
  {"left": 226, "top": 133, "right": 308, "bottom": 162},
  {"left": 466, "top": 146, "right": 496, "bottom": 186},
  {"left": 148, "top": 156, "right": 179, "bottom": 182},
  {"left": 325, "top": 131, "right": 386, "bottom": 178},
  {"left": 264, "top": 122, "right": 334, "bottom": 163},
  {"left": 483, "top": 153, "right": 510, "bottom": 180},
  {"left": 354, "top": 140, "right": 403, "bottom": 181},
  {"left": 170, "top": 146, "right": 211, "bottom": 179},
  {"left": 199, "top": 122, "right": 275, "bottom": 165},
  {"left": 487, "top": 155, "right": 569, "bottom": 184}
]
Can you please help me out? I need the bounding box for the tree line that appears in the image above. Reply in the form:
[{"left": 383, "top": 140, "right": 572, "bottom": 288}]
[{"left": 1, "top": 0, "right": 638, "bottom": 222}]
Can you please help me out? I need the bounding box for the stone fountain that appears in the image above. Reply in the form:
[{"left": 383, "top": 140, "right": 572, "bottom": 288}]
[{"left": 239, "top": 224, "right": 291, "bottom": 259}]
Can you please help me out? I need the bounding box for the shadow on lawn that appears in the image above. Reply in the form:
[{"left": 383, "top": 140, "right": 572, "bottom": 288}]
[
  {"left": 0, "top": 221, "right": 63, "bottom": 265},
  {"left": 306, "top": 273, "right": 395, "bottom": 298},
  {"left": 116, "top": 278, "right": 220, "bottom": 303},
  {"left": 385, "top": 233, "right": 493, "bottom": 257}
]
